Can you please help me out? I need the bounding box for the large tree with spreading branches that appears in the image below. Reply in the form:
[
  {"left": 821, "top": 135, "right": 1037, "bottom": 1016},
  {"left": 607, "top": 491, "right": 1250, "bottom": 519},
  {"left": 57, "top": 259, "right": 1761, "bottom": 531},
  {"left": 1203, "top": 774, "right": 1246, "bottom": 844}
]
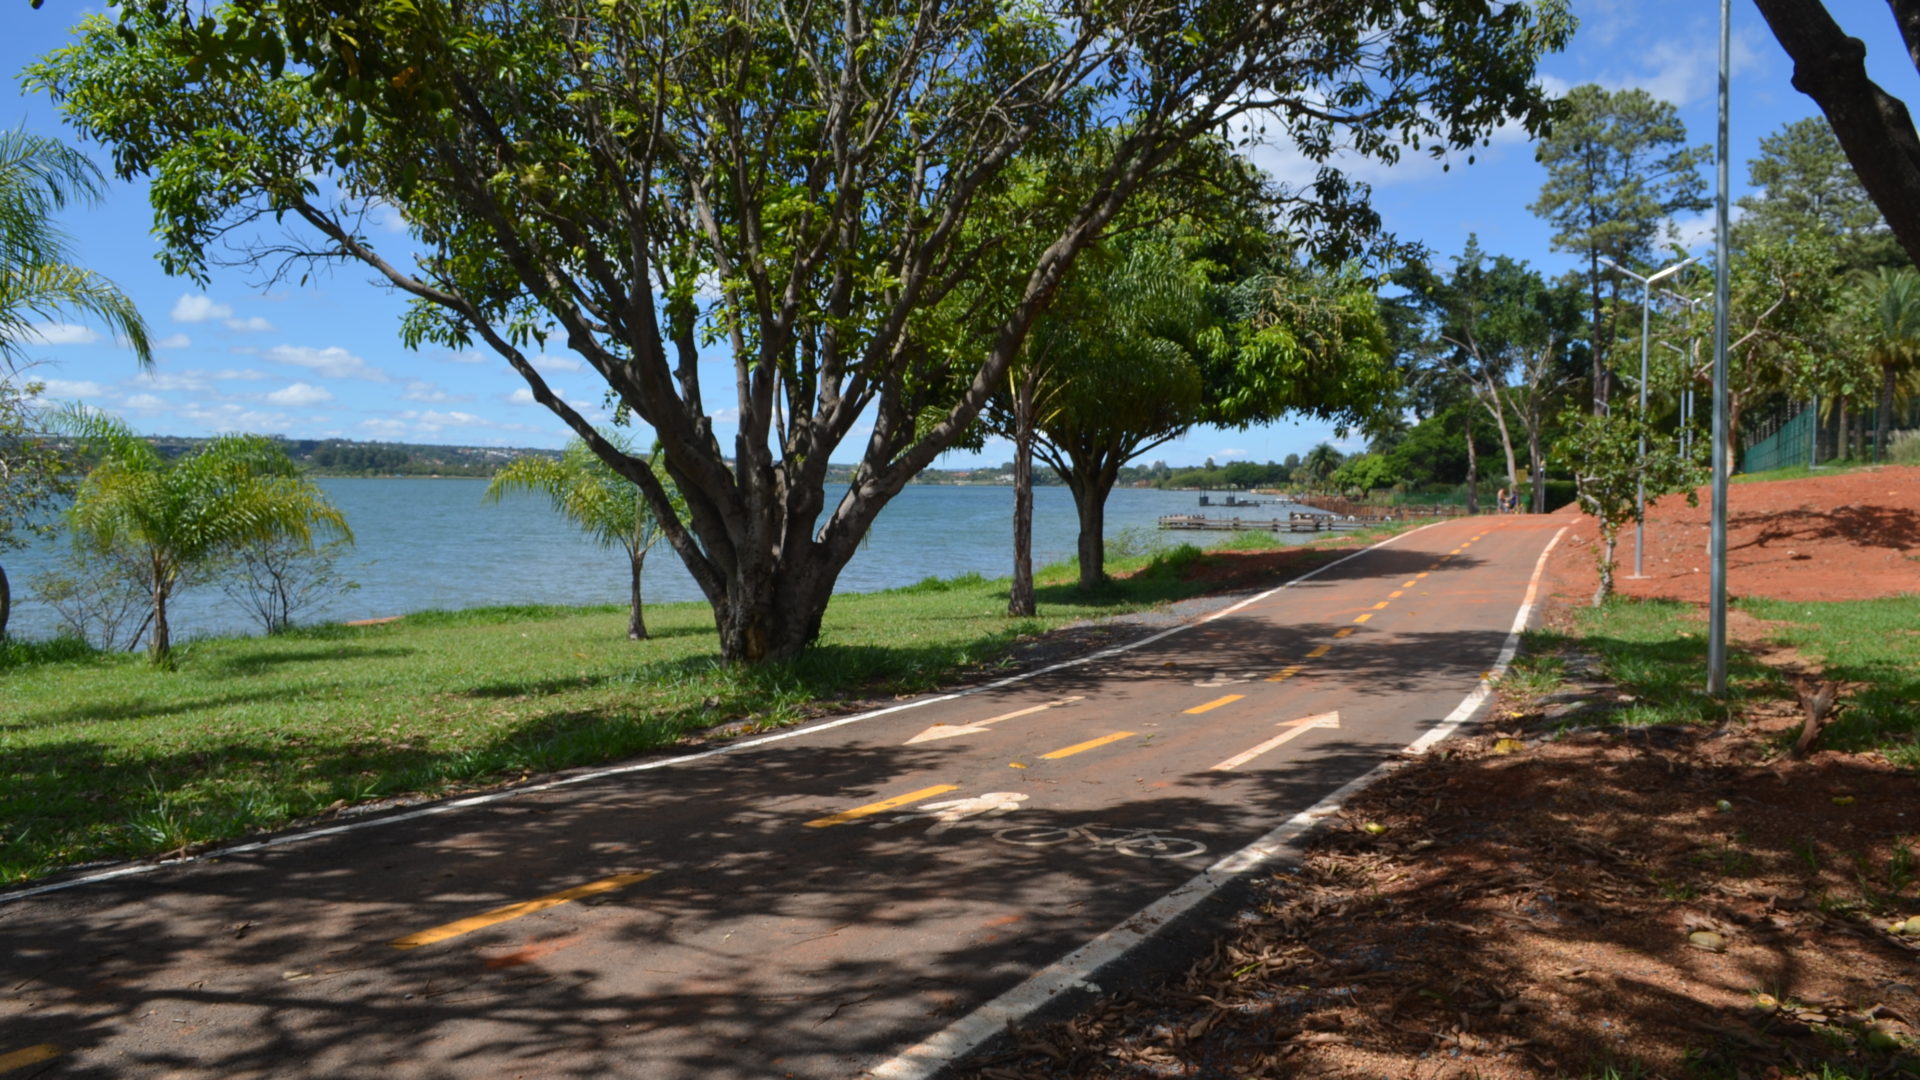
[{"left": 31, "top": 0, "right": 1570, "bottom": 662}]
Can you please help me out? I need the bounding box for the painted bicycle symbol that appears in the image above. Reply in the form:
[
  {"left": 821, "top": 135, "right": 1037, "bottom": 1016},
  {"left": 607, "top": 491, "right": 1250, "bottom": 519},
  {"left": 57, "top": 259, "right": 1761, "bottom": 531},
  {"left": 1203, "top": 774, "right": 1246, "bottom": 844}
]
[{"left": 992, "top": 822, "right": 1208, "bottom": 860}]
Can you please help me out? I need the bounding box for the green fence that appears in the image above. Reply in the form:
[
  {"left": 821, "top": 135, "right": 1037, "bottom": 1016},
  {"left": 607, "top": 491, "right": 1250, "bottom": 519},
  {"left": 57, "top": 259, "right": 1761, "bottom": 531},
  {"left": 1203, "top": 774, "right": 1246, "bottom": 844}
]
[{"left": 1741, "top": 403, "right": 1816, "bottom": 473}]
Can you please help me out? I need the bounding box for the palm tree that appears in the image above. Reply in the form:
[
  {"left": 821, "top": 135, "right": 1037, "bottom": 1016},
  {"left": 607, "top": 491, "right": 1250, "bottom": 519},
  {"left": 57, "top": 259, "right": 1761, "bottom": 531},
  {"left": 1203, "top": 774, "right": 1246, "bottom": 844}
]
[
  {"left": 486, "top": 435, "right": 675, "bottom": 640},
  {"left": 1865, "top": 267, "right": 1920, "bottom": 459},
  {"left": 1, "top": 129, "right": 154, "bottom": 638},
  {"left": 0, "top": 128, "right": 152, "bottom": 368},
  {"left": 1302, "top": 442, "right": 1344, "bottom": 488},
  {"left": 56, "top": 408, "right": 351, "bottom": 663}
]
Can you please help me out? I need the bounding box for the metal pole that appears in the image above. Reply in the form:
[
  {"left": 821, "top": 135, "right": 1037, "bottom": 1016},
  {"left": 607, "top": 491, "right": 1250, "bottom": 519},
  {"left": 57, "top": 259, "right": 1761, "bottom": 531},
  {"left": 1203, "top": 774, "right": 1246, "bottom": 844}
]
[
  {"left": 1604, "top": 259, "right": 1694, "bottom": 579},
  {"left": 1635, "top": 282, "right": 1651, "bottom": 578},
  {"left": 1709, "top": 0, "right": 1732, "bottom": 696}
]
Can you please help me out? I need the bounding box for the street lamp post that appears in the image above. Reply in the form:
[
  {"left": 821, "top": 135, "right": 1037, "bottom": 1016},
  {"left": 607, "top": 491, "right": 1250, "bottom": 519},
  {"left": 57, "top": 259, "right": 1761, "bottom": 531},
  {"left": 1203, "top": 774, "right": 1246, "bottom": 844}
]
[
  {"left": 1710, "top": 0, "right": 1732, "bottom": 696},
  {"left": 1658, "top": 341, "right": 1692, "bottom": 457},
  {"left": 1658, "top": 289, "right": 1707, "bottom": 461},
  {"left": 1601, "top": 255, "right": 1698, "bottom": 580}
]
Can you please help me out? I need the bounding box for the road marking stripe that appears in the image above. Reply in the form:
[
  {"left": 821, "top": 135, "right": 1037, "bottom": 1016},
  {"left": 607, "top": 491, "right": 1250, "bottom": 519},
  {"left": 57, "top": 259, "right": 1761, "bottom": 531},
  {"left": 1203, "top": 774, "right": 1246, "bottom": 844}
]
[
  {"left": 1307, "top": 643, "right": 1332, "bottom": 656},
  {"left": 0, "top": 1046, "right": 59, "bottom": 1074},
  {"left": 389, "top": 871, "right": 656, "bottom": 949},
  {"left": 1416, "top": 571, "right": 1430, "bottom": 578},
  {"left": 1353, "top": 613, "right": 1373, "bottom": 624},
  {"left": 1211, "top": 712, "right": 1341, "bottom": 771},
  {"left": 1265, "top": 665, "right": 1304, "bottom": 683},
  {"left": 906, "top": 695, "right": 1087, "bottom": 744},
  {"left": 868, "top": 525, "right": 1571, "bottom": 1080},
  {"left": 1402, "top": 580, "right": 1417, "bottom": 587},
  {"left": 1183, "top": 694, "right": 1244, "bottom": 715},
  {"left": 1332, "top": 628, "right": 1353, "bottom": 638},
  {"left": 3, "top": 523, "right": 1455, "bottom": 907},
  {"left": 1042, "top": 732, "right": 1136, "bottom": 759},
  {"left": 804, "top": 785, "right": 959, "bottom": 829},
  {"left": 1371, "top": 601, "right": 1389, "bottom": 609},
  {"left": 1389, "top": 590, "right": 1404, "bottom": 598}
]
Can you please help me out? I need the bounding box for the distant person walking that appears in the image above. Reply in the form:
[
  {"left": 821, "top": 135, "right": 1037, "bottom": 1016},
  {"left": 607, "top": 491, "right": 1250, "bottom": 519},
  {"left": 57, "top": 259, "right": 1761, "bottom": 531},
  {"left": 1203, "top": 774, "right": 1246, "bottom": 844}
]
[{"left": 1495, "top": 487, "right": 1510, "bottom": 515}]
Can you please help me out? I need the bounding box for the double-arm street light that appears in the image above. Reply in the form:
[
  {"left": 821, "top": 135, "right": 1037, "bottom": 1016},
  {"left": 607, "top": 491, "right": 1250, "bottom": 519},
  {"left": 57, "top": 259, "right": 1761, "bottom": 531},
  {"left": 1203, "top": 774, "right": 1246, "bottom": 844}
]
[
  {"left": 1601, "top": 254, "right": 1699, "bottom": 579},
  {"left": 1659, "top": 288, "right": 1709, "bottom": 461}
]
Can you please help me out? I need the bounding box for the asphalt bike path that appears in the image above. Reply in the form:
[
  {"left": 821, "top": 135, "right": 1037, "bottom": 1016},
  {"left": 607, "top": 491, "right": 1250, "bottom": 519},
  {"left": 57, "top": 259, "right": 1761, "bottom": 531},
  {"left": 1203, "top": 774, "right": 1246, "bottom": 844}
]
[{"left": 0, "top": 513, "right": 1572, "bottom": 1080}]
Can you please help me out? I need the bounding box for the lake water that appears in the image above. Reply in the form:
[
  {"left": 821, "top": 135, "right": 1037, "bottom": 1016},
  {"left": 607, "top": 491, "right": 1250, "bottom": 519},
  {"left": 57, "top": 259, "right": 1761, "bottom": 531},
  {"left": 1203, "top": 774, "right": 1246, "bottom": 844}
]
[{"left": 3, "top": 479, "right": 1323, "bottom": 643}]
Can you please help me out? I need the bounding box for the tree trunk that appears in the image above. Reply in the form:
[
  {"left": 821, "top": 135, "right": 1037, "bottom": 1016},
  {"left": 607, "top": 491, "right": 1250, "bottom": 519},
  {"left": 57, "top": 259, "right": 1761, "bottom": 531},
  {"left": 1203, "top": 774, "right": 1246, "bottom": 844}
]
[
  {"left": 150, "top": 576, "right": 171, "bottom": 664},
  {"left": 1485, "top": 391, "right": 1520, "bottom": 490},
  {"left": 1590, "top": 252, "right": 1609, "bottom": 413},
  {"left": 1464, "top": 427, "right": 1480, "bottom": 514},
  {"left": 1727, "top": 396, "right": 1746, "bottom": 476},
  {"left": 1528, "top": 425, "right": 1547, "bottom": 514},
  {"left": 1594, "top": 529, "right": 1616, "bottom": 607},
  {"left": 1878, "top": 365, "right": 1895, "bottom": 461},
  {"left": 1072, "top": 480, "right": 1109, "bottom": 591},
  {"left": 628, "top": 549, "right": 649, "bottom": 640},
  {"left": 0, "top": 562, "right": 9, "bottom": 640},
  {"left": 1008, "top": 378, "right": 1037, "bottom": 618},
  {"left": 1837, "top": 396, "right": 1850, "bottom": 461}
]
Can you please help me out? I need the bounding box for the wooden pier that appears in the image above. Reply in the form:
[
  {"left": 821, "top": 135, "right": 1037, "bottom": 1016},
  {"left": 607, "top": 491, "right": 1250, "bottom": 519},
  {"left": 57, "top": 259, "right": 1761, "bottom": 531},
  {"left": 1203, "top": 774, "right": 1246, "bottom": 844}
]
[{"left": 1156, "top": 512, "right": 1369, "bottom": 533}]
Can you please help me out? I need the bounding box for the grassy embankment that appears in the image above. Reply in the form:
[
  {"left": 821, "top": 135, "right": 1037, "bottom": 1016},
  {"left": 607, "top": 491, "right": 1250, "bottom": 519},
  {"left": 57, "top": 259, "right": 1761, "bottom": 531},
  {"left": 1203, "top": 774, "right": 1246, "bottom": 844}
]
[
  {"left": 1505, "top": 594, "right": 1920, "bottom": 767},
  {"left": 0, "top": 523, "right": 1418, "bottom": 884}
]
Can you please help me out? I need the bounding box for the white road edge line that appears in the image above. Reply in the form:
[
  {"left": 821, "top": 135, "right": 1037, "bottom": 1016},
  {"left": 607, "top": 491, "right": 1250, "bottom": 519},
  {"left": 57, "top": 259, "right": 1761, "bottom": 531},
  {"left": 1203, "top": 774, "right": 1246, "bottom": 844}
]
[
  {"left": 0, "top": 522, "right": 1446, "bottom": 906},
  {"left": 864, "top": 523, "right": 1569, "bottom": 1080}
]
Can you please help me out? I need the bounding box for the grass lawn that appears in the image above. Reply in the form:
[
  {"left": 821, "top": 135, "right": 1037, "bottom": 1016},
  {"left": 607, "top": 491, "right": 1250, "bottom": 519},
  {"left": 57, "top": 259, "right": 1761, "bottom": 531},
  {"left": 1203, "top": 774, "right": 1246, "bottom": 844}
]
[
  {"left": 1507, "top": 594, "right": 1920, "bottom": 767},
  {"left": 0, "top": 525, "right": 1414, "bottom": 883}
]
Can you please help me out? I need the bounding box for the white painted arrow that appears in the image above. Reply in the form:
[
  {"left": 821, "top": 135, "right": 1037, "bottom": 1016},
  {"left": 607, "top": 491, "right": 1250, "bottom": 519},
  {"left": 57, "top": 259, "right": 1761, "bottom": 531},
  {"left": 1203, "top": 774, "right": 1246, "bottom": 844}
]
[
  {"left": 905, "top": 696, "right": 1085, "bottom": 744},
  {"left": 1209, "top": 710, "right": 1341, "bottom": 771},
  {"left": 875, "top": 791, "right": 1030, "bottom": 834}
]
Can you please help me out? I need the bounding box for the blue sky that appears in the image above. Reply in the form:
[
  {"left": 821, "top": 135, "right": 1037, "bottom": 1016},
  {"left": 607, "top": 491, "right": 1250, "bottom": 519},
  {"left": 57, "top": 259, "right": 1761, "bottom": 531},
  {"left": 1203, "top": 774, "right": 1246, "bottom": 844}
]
[{"left": 4, "top": 1, "right": 1914, "bottom": 468}]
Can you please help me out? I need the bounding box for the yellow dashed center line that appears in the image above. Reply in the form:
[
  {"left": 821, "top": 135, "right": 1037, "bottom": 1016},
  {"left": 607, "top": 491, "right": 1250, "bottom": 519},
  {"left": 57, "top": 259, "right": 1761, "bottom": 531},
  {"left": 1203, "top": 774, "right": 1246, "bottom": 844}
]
[
  {"left": 1353, "top": 613, "right": 1373, "bottom": 624},
  {"left": 1266, "top": 665, "right": 1305, "bottom": 683},
  {"left": 0, "top": 1046, "right": 60, "bottom": 1074},
  {"left": 1307, "top": 644, "right": 1332, "bottom": 657},
  {"left": 1042, "top": 731, "right": 1136, "bottom": 759},
  {"left": 1184, "top": 694, "right": 1245, "bottom": 716},
  {"left": 1371, "top": 601, "right": 1390, "bottom": 610},
  {"left": 1389, "top": 590, "right": 1404, "bottom": 598},
  {"left": 1417, "top": 571, "right": 1431, "bottom": 578},
  {"left": 804, "top": 784, "right": 959, "bottom": 829},
  {"left": 1401, "top": 580, "right": 1417, "bottom": 588},
  {"left": 390, "top": 871, "right": 658, "bottom": 949},
  {"left": 1332, "top": 628, "right": 1354, "bottom": 638}
]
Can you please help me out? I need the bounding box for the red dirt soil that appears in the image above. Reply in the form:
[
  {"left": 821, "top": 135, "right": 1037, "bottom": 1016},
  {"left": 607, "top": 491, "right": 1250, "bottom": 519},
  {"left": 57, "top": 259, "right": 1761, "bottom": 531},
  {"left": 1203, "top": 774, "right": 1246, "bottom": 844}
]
[{"left": 1546, "top": 464, "right": 1920, "bottom": 604}]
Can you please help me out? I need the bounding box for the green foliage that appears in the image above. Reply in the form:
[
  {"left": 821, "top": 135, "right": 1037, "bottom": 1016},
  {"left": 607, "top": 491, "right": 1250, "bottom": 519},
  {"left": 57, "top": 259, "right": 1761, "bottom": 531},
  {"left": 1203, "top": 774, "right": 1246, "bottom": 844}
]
[
  {"left": 487, "top": 433, "right": 678, "bottom": 639},
  {"left": 0, "top": 127, "right": 152, "bottom": 369},
  {"left": 1529, "top": 85, "right": 1708, "bottom": 391},
  {"left": 1556, "top": 404, "right": 1705, "bottom": 605},
  {"left": 219, "top": 534, "right": 359, "bottom": 635},
  {"left": 28, "top": 0, "right": 1569, "bottom": 662},
  {"left": 1329, "top": 452, "right": 1399, "bottom": 493},
  {"left": 1735, "top": 117, "right": 1905, "bottom": 275},
  {"left": 55, "top": 408, "right": 353, "bottom": 662}
]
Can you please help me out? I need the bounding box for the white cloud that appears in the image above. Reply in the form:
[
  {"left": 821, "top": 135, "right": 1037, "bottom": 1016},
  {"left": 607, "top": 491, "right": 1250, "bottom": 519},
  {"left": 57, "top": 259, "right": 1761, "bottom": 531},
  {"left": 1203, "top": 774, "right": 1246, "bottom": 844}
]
[
  {"left": 265, "top": 382, "right": 334, "bottom": 407},
  {"left": 506, "top": 386, "right": 540, "bottom": 406},
  {"left": 359, "top": 418, "right": 410, "bottom": 437},
  {"left": 402, "top": 380, "right": 460, "bottom": 403},
  {"left": 176, "top": 401, "right": 293, "bottom": 432},
  {"left": 20, "top": 323, "right": 102, "bottom": 346},
  {"left": 442, "top": 350, "right": 488, "bottom": 365},
  {"left": 134, "top": 370, "right": 210, "bottom": 392},
  {"left": 124, "top": 393, "right": 168, "bottom": 410},
  {"left": 361, "top": 408, "right": 544, "bottom": 438},
  {"left": 1214, "top": 447, "right": 1248, "bottom": 459},
  {"left": 533, "top": 353, "right": 584, "bottom": 374},
  {"left": 154, "top": 333, "right": 191, "bottom": 349},
  {"left": 262, "top": 344, "right": 389, "bottom": 382},
  {"left": 38, "top": 378, "right": 105, "bottom": 398},
  {"left": 171, "top": 294, "right": 234, "bottom": 323},
  {"left": 224, "top": 316, "right": 276, "bottom": 333}
]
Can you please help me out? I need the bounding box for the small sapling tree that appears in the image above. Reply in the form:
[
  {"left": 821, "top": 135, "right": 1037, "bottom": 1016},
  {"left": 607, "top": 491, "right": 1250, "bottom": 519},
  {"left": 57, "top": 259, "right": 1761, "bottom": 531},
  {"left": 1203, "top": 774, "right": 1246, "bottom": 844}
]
[{"left": 1557, "top": 404, "right": 1705, "bottom": 606}]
